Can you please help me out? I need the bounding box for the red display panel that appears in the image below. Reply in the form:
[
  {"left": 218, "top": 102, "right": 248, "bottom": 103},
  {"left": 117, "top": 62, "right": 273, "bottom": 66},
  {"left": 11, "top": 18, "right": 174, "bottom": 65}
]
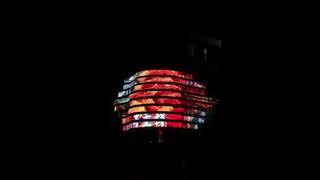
[
  {"left": 128, "top": 105, "right": 205, "bottom": 114},
  {"left": 130, "top": 98, "right": 213, "bottom": 109},
  {"left": 114, "top": 96, "right": 212, "bottom": 106},
  {"left": 123, "top": 77, "right": 205, "bottom": 90},
  {"left": 119, "top": 106, "right": 207, "bottom": 118},
  {"left": 124, "top": 70, "right": 193, "bottom": 83},
  {"left": 132, "top": 83, "right": 206, "bottom": 95},
  {"left": 114, "top": 98, "right": 213, "bottom": 112},
  {"left": 136, "top": 77, "right": 205, "bottom": 88},
  {"left": 128, "top": 91, "right": 213, "bottom": 103}
]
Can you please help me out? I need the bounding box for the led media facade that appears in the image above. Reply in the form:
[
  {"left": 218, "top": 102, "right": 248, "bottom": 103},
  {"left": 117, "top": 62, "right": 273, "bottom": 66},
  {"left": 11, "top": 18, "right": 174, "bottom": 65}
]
[{"left": 114, "top": 70, "right": 215, "bottom": 131}]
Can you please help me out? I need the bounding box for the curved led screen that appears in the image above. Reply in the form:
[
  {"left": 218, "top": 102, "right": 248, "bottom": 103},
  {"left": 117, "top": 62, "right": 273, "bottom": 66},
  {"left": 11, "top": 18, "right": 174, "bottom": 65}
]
[
  {"left": 114, "top": 98, "right": 213, "bottom": 112},
  {"left": 114, "top": 70, "right": 215, "bottom": 131},
  {"left": 123, "top": 121, "right": 200, "bottom": 131},
  {"left": 124, "top": 70, "right": 193, "bottom": 83},
  {"left": 122, "top": 113, "right": 206, "bottom": 124}
]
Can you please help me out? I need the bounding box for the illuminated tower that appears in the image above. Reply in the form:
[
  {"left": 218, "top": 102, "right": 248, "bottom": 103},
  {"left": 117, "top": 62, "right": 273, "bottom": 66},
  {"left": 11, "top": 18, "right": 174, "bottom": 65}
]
[{"left": 114, "top": 69, "right": 216, "bottom": 143}]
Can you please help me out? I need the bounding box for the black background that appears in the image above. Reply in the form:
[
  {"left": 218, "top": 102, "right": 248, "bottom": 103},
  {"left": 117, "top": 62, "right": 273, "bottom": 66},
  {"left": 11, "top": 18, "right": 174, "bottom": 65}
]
[{"left": 22, "top": 14, "right": 285, "bottom": 179}]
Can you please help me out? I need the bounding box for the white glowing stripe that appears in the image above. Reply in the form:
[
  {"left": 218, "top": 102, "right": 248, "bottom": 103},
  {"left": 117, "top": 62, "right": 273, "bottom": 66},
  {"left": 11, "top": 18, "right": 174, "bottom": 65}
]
[
  {"left": 124, "top": 81, "right": 205, "bottom": 90},
  {"left": 186, "top": 81, "right": 205, "bottom": 88},
  {"left": 142, "top": 114, "right": 152, "bottom": 119},
  {"left": 198, "top": 118, "right": 205, "bottom": 123},
  {"left": 155, "top": 121, "right": 165, "bottom": 127},
  {"left": 117, "top": 89, "right": 132, "bottom": 98},
  {"left": 155, "top": 113, "right": 166, "bottom": 119},
  {"left": 140, "top": 121, "right": 153, "bottom": 127},
  {"left": 133, "top": 114, "right": 141, "bottom": 120},
  {"left": 114, "top": 97, "right": 129, "bottom": 104},
  {"left": 118, "top": 91, "right": 128, "bottom": 97},
  {"left": 123, "top": 82, "right": 135, "bottom": 89},
  {"left": 132, "top": 122, "right": 138, "bottom": 128},
  {"left": 126, "top": 113, "right": 205, "bottom": 123},
  {"left": 123, "top": 121, "right": 200, "bottom": 131},
  {"left": 124, "top": 74, "right": 137, "bottom": 83},
  {"left": 132, "top": 113, "right": 166, "bottom": 120}
]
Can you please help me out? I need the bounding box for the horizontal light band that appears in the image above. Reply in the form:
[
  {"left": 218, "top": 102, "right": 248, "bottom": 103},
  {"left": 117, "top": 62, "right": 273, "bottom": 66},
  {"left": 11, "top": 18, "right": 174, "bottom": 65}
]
[
  {"left": 121, "top": 113, "right": 205, "bottom": 124},
  {"left": 124, "top": 70, "right": 194, "bottom": 83},
  {"left": 123, "top": 121, "right": 200, "bottom": 131}
]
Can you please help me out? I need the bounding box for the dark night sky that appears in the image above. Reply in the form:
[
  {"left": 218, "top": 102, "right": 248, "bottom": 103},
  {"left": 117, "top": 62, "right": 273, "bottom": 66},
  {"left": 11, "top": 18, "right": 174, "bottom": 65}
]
[
  {"left": 41, "top": 20, "right": 227, "bottom": 179},
  {"left": 27, "top": 16, "right": 284, "bottom": 179}
]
